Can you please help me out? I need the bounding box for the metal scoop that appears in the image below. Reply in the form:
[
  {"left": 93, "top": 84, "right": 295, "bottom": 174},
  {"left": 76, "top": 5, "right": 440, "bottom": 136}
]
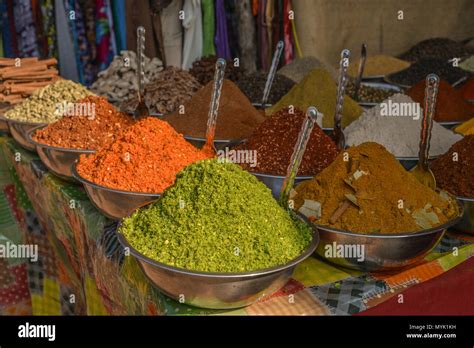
[
  {"left": 411, "top": 74, "right": 439, "bottom": 189},
  {"left": 353, "top": 43, "right": 367, "bottom": 101},
  {"left": 280, "top": 106, "right": 319, "bottom": 207},
  {"left": 202, "top": 58, "right": 226, "bottom": 154},
  {"left": 332, "top": 49, "right": 350, "bottom": 150},
  {"left": 134, "top": 26, "right": 149, "bottom": 119},
  {"left": 261, "top": 40, "right": 284, "bottom": 108}
]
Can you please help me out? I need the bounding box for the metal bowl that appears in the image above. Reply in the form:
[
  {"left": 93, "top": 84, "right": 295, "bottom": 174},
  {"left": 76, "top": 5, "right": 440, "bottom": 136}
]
[
  {"left": 71, "top": 163, "right": 160, "bottom": 220},
  {"left": 6, "top": 118, "right": 46, "bottom": 152},
  {"left": 250, "top": 172, "right": 313, "bottom": 198},
  {"left": 116, "top": 214, "right": 319, "bottom": 309},
  {"left": 396, "top": 155, "right": 439, "bottom": 171},
  {"left": 438, "top": 121, "right": 462, "bottom": 130},
  {"left": 452, "top": 196, "right": 474, "bottom": 235},
  {"left": 298, "top": 201, "right": 463, "bottom": 272},
  {"left": 184, "top": 135, "right": 244, "bottom": 151},
  {"left": 0, "top": 114, "right": 10, "bottom": 133},
  {"left": 27, "top": 125, "right": 95, "bottom": 182}
]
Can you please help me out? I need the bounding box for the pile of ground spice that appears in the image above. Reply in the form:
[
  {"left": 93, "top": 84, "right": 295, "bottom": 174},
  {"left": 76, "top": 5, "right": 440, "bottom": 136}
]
[
  {"left": 120, "top": 66, "right": 201, "bottom": 114},
  {"left": 235, "top": 71, "right": 295, "bottom": 105},
  {"left": 235, "top": 107, "right": 339, "bottom": 176},
  {"left": 294, "top": 142, "right": 459, "bottom": 234},
  {"left": 77, "top": 117, "right": 212, "bottom": 193},
  {"left": 455, "top": 118, "right": 474, "bottom": 135},
  {"left": 431, "top": 135, "right": 474, "bottom": 198},
  {"left": 460, "top": 55, "right": 474, "bottom": 73},
  {"left": 267, "top": 68, "right": 363, "bottom": 128},
  {"left": 120, "top": 158, "right": 312, "bottom": 273},
  {"left": 387, "top": 58, "right": 470, "bottom": 87},
  {"left": 33, "top": 96, "right": 134, "bottom": 150},
  {"left": 458, "top": 76, "right": 474, "bottom": 101},
  {"left": 278, "top": 56, "right": 338, "bottom": 83},
  {"left": 399, "top": 38, "right": 471, "bottom": 62},
  {"left": 163, "top": 79, "right": 265, "bottom": 139},
  {"left": 344, "top": 94, "right": 463, "bottom": 157},
  {"left": 347, "top": 55, "right": 410, "bottom": 77},
  {"left": 407, "top": 79, "right": 474, "bottom": 122},
  {"left": 189, "top": 55, "right": 241, "bottom": 85}
]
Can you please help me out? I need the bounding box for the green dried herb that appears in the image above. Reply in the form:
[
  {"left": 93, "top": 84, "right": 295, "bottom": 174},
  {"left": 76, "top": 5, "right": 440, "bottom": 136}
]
[{"left": 120, "top": 159, "right": 313, "bottom": 273}]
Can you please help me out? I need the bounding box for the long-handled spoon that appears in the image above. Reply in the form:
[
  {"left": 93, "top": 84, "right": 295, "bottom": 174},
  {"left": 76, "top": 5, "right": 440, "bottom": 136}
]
[
  {"left": 411, "top": 74, "right": 439, "bottom": 189},
  {"left": 280, "top": 106, "right": 319, "bottom": 207},
  {"left": 353, "top": 43, "right": 367, "bottom": 101},
  {"left": 202, "top": 58, "right": 226, "bottom": 155},
  {"left": 261, "top": 40, "right": 284, "bottom": 108},
  {"left": 134, "top": 26, "right": 149, "bottom": 119},
  {"left": 332, "top": 49, "right": 350, "bottom": 150}
]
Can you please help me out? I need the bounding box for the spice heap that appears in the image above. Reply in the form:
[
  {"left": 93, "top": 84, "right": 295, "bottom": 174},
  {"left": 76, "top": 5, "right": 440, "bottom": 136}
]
[
  {"left": 460, "top": 55, "right": 474, "bottom": 73},
  {"left": 345, "top": 80, "right": 399, "bottom": 104},
  {"left": 431, "top": 136, "right": 474, "bottom": 198},
  {"left": 387, "top": 58, "right": 470, "bottom": 87},
  {"left": 120, "top": 158, "right": 313, "bottom": 273},
  {"left": 189, "top": 55, "right": 240, "bottom": 85},
  {"left": 235, "top": 107, "right": 339, "bottom": 176},
  {"left": 455, "top": 118, "right": 474, "bottom": 135},
  {"left": 344, "top": 94, "right": 463, "bottom": 157},
  {"left": 120, "top": 67, "right": 201, "bottom": 114},
  {"left": 347, "top": 55, "right": 410, "bottom": 77},
  {"left": 4, "top": 80, "right": 93, "bottom": 123},
  {"left": 458, "top": 76, "right": 474, "bottom": 101},
  {"left": 91, "top": 51, "right": 163, "bottom": 101},
  {"left": 400, "top": 38, "right": 471, "bottom": 62},
  {"left": 267, "top": 68, "right": 363, "bottom": 128},
  {"left": 33, "top": 96, "right": 134, "bottom": 150},
  {"left": 0, "top": 57, "right": 59, "bottom": 110},
  {"left": 235, "top": 71, "right": 295, "bottom": 105},
  {"left": 278, "top": 56, "right": 337, "bottom": 83},
  {"left": 164, "top": 79, "right": 265, "bottom": 139},
  {"left": 407, "top": 79, "right": 474, "bottom": 122},
  {"left": 77, "top": 117, "right": 211, "bottom": 193},
  {"left": 294, "top": 142, "right": 459, "bottom": 234}
]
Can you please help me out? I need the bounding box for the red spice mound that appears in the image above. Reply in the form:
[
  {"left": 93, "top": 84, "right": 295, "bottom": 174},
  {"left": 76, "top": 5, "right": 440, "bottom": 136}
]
[
  {"left": 431, "top": 135, "right": 474, "bottom": 197},
  {"left": 407, "top": 79, "right": 474, "bottom": 122},
  {"left": 235, "top": 107, "right": 340, "bottom": 176},
  {"left": 77, "top": 117, "right": 212, "bottom": 193},
  {"left": 33, "top": 96, "right": 134, "bottom": 150},
  {"left": 458, "top": 77, "right": 474, "bottom": 101}
]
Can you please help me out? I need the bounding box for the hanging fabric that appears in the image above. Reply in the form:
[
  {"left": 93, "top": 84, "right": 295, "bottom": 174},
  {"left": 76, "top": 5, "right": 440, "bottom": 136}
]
[
  {"left": 182, "top": 0, "right": 203, "bottom": 70},
  {"left": 235, "top": 0, "right": 257, "bottom": 72},
  {"left": 283, "top": 0, "right": 295, "bottom": 64},
  {"left": 55, "top": 0, "right": 78, "bottom": 80},
  {"left": 13, "top": 0, "right": 39, "bottom": 57},
  {"left": 258, "top": 0, "right": 269, "bottom": 70},
  {"left": 0, "top": 0, "right": 13, "bottom": 57},
  {"left": 111, "top": 0, "right": 126, "bottom": 52},
  {"left": 160, "top": 0, "right": 183, "bottom": 67},
  {"left": 104, "top": 0, "right": 117, "bottom": 57},
  {"left": 96, "top": 0, "right": 114, "bottom": 71},
  {"left": 201, "top": 0, "right": 215, "bottom": 57},
  {"left": 265, "top": 0, "right": 275, "bottom": 70},
  {"left": 224, "top": 0, "right": 240, "bottom": 59},
  {"left": 40, "top": 0, "right": 57, "bottom": 59},
  {"left": 4, "top": 0, "right": 18, "bottom": 57},
  {"left": 215, "top": 0, "right": 231, "bottom": 60},
  {"left": 31, "top": 0, "right": 47, "bottom": 58}
]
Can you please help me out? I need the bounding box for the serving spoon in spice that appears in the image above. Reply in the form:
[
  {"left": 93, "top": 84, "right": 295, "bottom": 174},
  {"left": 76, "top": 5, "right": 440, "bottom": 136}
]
[
  {"left": 353, "top": 43, "right": 367, "bottom": 101},
  {"left": 202, "top": 58, "right": 226, "bottom": 155},
  {"left": 260, "top": 40, "right": 285, "bottom": 108},
  {"left": 411, "top": 73, "right": 439, "bottom": 189},
  {"left": 332, "top": 49, "right": 351, "bottom": 150},
  {"left": 134, "top": 26, "right": 149, "bottom": 119},
  {"left": 280, "top": 106, "right": 319, "bottom": 207}
]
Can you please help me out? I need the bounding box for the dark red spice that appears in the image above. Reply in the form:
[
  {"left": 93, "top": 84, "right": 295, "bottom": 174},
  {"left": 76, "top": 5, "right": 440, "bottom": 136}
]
[
  {"left": 235, "top": 107, "right": 340, "bottom": 176},
  {"left": 458, "top": 77, "right": 474, "bottom": 101}
]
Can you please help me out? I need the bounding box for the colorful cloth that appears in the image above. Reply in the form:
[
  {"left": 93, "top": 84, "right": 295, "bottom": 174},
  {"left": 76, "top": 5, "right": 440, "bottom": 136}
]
[
  {"left": 201, "top": 0, "right": 215, "bottom": 56},
  {"left": 13, "top": 0, "right": 39, "bottom": 57},
  {"left": 214, "top": 0, "right": 231, "bottom": 59},
  {"left": 95, "top": 0, "right": 114, "bottom": 71},
  {"left": 111, "top": 0, "right": 126, "bottom": 52},
  {"left": 40, "top": 0, "right": 57, "bottom": 58}
]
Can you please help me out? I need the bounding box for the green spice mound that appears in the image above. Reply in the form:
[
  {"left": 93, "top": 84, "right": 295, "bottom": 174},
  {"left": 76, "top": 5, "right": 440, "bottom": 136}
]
[{"left": 120, "top": 159, "right": 313, "bottom": 273}]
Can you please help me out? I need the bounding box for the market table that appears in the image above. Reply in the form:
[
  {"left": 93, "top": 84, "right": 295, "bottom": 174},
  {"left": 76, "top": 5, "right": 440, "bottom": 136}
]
[{"left": 1, "top": 134, "right": 473, "bottom": 316}]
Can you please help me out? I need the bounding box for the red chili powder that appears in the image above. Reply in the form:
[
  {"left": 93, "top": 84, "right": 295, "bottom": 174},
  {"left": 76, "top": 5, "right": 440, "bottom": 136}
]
[
  {"left": 77, "top": 117, "right": 212, "bottom": 193},
  {"left": 235, "top": 107, "right": 340, "bottom": 176},
  {"left": 407, "top": 79, "right": 474, "bottom": 122},
  {"left": 33, "top": 96, "right": 134, "bottom": 150},
  {"left": 458, "top": 77, "right": 474, "bottom": 101}
]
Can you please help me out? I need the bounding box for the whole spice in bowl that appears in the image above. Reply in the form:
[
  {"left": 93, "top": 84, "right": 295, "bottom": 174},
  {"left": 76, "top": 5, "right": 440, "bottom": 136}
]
[
  {"left": 345, "top": 80, "right": 400, "bottom": 104},
  {"left": 189, "top": 55, "right": 241, "bottom": 85},
  {"left": 236, "top": 71, "right": 295, "bottom": 105},
  {"left": 294, "top": 142, "right": 459, "bottom": 234},
  {"left": 77, "top": 117, "right": 212, "bottom": 193},
  {"left": 235, "top": 107, "right": 339, "bottom": 176},
  {"left": 399, "top": 38, "right": 471, "bottom": 62},
  {"left": 347, "top": 55, "right": 410, "bottom": 78},
  {"left": 119, "top": 158, "right": 313, "bottom": 273},
  {"left": 163, "top": 79, "right": 265, "bottom": 140},
  {"left": 32, "top": 96, "right": 134, "bottom": 150}
]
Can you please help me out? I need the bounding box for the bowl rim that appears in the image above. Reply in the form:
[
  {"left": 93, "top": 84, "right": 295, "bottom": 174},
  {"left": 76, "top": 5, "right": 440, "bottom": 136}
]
[
  {"left": 115, "top": 212, "right": 319, "bottom": 278},
  {"left": 0, "top": 114, "right": 48, "bottom": 127},
  {"left": 457, "top": 195, "right": 474, "bottom": 202},
  {"left": 183, "top": 135, "right": 245, "bottom": 145},
  {"left": 395, "top": 155, "right": 440, "bottom": 161},
  {"left": 27, "top": 125, "right": 96, "bottom": 154},
  {"left": 71, "top": 162, "right": 162, "bottom": 197},
  {"left": 295, "top": 199, "right": 464, "bottom": 239},
  {"left": 249, "top": 171, "right": 314, "bottom": 180}
]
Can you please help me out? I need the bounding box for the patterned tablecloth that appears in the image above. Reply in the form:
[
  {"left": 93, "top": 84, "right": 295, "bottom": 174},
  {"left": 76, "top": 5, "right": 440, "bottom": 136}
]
[{"left": 1, "top": 135, "right": 473, "bottom": 316}]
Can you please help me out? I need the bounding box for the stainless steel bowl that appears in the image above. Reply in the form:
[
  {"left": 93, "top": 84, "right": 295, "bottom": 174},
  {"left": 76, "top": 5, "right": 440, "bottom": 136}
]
[
  {"left": 299, "top": 201, "right": 463, "bottom": 272},
  {"left": 396, "top": 155, "right": 438, "bottom": 171},
  {"left": 438, "top": 121, "right": 462, "bottom": 130},
  {"left": 116, "top": 214, "right": 319, "bottom": 309},
  {"left": 250, "top": 172, "right": 313, "bottom": 198},
  {"left": 71, "top": 163, "right": 160, "bottom": 219},
  {"left": 27, "top": 125, "right": 95, "bottom": 182},
  {"left": 184, "top": 135, "right": 244, "bottom": 151},
  {"left": 6, "top": 118, "right": 46, "bottom": 152},
  {"left": 453, "top": 196, "right": 474, "bottom": 235}
]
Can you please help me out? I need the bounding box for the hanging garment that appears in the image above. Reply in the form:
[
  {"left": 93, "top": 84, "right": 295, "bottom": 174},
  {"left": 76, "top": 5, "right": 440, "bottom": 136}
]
[
  {"left": 283, "top": 0, "right": 294, "bottom": 64},
  {"left": 13, "top": 0, "right": 39, "bottom": 57},
  {"left": 0, "top": 0, "right": 13, "bottom": 57},
  {"left": 96, "top": 0, "right": 115, "bottom": 71},
  {"left": 224, "top": 0, "right": 239, "bottom": 59},
  {"left": 215, "top": 0, "right": 231, "bottom": 59},
  {"left": 160, "top": 0, "right": 183, "bottom": 67},
  {"left": 105, "top": 0, "right": 117, "bottom": 56},
  {"left": 258, "top": 0, "right": 269, "bottom": 70},
  {"left": 40, "top": 0, "right": 57, "bottom": 58},
  {"left": 55, "top": 0, "right": 79, "bottom": 81},
  {"left": 201, "top": 0, "right": 215, "bottom": 56},
  {"left": 265, "top": 0, "right": 275, "bottom": 69},
  {"left": 5, "top": 0, "right": 18, "bottom": 57},
  {"left": 182, "top": 0, "right": 203, "bottom": 70},
  {"left": 112, "top": 0, "right": 126, "bottom": 51},
  {"left": 31, "top": 0, "right": 47, "bottom": 58},
  {"left": 235, "top": 0, "right": 257, "bottom": 72}
]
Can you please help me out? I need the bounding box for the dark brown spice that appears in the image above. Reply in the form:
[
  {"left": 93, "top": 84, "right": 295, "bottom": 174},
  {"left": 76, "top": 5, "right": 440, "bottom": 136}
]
[
  {"left": 236, "top": 72, "right": 295, "bottom": 105},
  {"left": 189, "top": 55, "right": 241, "bottom": 85}
]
